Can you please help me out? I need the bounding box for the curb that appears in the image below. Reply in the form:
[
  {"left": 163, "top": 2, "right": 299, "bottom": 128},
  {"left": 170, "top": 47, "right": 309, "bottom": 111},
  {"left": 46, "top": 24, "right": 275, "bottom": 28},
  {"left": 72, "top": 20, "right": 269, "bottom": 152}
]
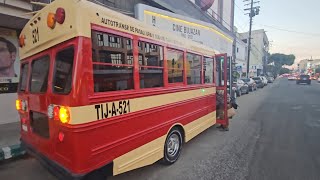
[{"left": 0, "top": 143, "right": 26, "bottom": 161}]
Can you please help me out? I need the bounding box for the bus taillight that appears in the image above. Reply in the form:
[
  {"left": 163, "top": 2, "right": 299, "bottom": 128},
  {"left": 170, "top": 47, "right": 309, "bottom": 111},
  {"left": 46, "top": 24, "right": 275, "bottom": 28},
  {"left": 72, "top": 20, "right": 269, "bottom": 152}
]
[
  {"left": 59, "top": 106, "right": 70, "bottom": 124},
  {"left": 47, "top": 12, "right": 56, "bottom": 29},
  {"left": 51, "top": 106, "right": 70, "bottom": 124},
  {"left": 55, "top": 8, "right": 65, "bottom": 24},
  {"left": 19, "top": 34, "right": 25, "bottom": 47},
  {"left": 47, "top": 8, "right": 65, "bottom": 29},
  {"left": 53, "top": 106, "right": 60, "bottom": 121},
  {"left": 16, "top": 99, "right": 22, "bottom": 110},
  {"left": 16, "top": 99, "right": 27, "bottom": 111}
]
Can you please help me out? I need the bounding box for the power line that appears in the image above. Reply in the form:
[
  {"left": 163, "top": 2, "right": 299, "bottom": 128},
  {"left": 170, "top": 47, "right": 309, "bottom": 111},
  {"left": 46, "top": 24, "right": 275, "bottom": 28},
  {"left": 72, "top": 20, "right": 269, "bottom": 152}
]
[{"left": 253, "top": 23, "right": 320, "bottom": 36}]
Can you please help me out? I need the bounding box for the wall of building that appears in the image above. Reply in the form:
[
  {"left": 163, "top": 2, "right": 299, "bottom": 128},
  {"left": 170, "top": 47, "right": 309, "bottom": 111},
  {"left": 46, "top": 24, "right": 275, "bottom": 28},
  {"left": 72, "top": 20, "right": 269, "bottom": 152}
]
[
  {"left": 235, "top": 36, "right": 247, "bottom": 75},
  {"left": 0, "top": 0, "right": 32, "bottom": 125},
  {"left": 240, "top": 29, "right": 268, "bottom": 77}
]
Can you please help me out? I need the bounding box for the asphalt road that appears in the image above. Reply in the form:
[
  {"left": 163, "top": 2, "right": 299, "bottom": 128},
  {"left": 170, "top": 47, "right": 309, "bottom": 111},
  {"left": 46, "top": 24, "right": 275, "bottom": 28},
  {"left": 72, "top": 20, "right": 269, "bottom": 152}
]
[{"left": 1, "top": 78, "right": 320, "bottom": 180}]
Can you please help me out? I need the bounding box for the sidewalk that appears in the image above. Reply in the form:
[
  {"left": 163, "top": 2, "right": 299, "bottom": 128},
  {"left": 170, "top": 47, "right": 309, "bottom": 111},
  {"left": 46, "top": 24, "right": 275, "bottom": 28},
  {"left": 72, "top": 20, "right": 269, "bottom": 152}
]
[{"left": 0, "top": 122, "right": 25, "bottom": 161}]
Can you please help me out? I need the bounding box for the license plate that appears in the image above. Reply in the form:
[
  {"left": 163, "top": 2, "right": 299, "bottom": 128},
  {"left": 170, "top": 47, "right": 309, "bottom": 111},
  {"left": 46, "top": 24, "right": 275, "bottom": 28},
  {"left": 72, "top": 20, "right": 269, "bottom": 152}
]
[
  {"left": 22, "top": 124, "right": 28, "bottom": 132},
  {"left": 303, "top": 78, "right": 306, "bottom": 80}
]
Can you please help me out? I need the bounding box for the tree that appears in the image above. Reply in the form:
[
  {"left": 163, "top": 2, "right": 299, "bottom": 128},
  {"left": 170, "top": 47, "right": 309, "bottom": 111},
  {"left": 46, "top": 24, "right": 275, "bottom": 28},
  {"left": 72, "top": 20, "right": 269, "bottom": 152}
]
[
  {"left": 268, "top": 53, "right": 295, "bottom": 66},
  {"left": 267, "top": 53, "right": 295, "bottom": 76},
  {"left": 279, "top": 67, "right": 290, "bottom": 75}
]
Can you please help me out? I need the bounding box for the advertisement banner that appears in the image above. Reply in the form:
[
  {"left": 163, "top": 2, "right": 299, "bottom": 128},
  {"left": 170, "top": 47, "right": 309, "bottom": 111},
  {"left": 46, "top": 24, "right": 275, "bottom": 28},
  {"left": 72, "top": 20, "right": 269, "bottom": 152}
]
[{"left": 0, "top": 27, "right": 20, "bottom": 93}]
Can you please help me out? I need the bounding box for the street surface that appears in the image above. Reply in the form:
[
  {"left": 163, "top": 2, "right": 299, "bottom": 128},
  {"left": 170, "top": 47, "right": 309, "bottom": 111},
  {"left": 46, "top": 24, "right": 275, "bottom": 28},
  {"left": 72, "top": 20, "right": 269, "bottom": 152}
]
[{"left": 1, "top": 79, "right": 320, "bottom": 180}]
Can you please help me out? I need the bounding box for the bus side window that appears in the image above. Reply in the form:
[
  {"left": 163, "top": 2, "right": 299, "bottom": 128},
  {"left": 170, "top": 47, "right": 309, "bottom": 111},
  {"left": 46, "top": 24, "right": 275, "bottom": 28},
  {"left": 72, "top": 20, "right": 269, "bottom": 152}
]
[
  {"left": 138, "top": 41, "right": 164, "bottom": 89},
  {"left": 186, "top": 53, "right": 201, "bottom": 85},
  {"left": 91, "top": 31, "right": 134, "bottom": 92},
  {"left": 204, "top": 57, "right": 214, "bottom": 84},
  {"left": 53, "top": 47, "right": 74, "bottom": 94},
  {"left": 167, "top": 49, "right": 184, "bottom": 83}
]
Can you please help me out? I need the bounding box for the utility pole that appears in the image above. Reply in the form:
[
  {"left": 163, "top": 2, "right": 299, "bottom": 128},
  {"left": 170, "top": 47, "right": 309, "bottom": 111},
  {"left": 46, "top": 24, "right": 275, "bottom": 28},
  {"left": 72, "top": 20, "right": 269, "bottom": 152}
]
[{"left": 244, "top": 0, "right": 260, "bottom": 78}]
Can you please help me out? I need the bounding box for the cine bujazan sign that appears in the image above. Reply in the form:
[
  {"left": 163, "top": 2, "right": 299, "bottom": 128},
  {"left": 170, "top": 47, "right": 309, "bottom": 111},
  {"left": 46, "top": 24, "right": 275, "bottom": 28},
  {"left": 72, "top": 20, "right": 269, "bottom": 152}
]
[{"left": 135, "top": 4, "right": 233, "bottom": 55}]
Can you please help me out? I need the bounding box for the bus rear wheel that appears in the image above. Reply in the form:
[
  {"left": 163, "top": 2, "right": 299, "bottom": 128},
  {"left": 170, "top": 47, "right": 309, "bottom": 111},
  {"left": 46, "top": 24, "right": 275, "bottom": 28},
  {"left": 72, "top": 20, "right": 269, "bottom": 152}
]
[{"left": 161, "top": 128, "right": 183, "bottom": 165}]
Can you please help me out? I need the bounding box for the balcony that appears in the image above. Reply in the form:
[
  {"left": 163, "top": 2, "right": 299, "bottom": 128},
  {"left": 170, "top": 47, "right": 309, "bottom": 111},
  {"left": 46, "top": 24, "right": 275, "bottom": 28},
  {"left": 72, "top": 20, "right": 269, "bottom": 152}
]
[{"left": 0, "top": 0, "right": 33, "bottom": 29}]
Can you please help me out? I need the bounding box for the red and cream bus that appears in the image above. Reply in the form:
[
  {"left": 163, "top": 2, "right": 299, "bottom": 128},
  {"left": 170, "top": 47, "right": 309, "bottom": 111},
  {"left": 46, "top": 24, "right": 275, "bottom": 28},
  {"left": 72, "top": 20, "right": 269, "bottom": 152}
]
[{"left": 17, "top": 0, "right": 230, "bottom": 179}]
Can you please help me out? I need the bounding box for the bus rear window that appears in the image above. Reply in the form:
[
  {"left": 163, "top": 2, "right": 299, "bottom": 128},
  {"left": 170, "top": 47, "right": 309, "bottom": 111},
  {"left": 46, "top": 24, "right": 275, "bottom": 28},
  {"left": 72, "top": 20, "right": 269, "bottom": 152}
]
[
  {"left": 53, "top": 47, "right": 74, "bottom": 94},
  {"left": 30, "top": 56, "right": 50, "bottom": 93},
  {"left": 19, "top": 63, "right": 29, "bottom": 91}
]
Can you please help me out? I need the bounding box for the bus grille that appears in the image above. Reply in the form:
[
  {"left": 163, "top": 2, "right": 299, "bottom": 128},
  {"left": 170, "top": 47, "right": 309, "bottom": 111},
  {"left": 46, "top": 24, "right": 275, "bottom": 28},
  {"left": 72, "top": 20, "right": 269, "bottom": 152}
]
[{"left": 30, "top": 111, "right": 49, "bottom": 138}]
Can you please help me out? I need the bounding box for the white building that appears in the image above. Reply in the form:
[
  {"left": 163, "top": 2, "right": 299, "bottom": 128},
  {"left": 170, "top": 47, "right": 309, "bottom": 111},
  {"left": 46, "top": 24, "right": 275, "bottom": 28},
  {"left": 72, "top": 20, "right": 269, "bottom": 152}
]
[
  {"left": 235, "top": 31, "right": 247, "bottom": 77},
  {"left": 240, "top": 29, "right": 269, "bottom": 77}
]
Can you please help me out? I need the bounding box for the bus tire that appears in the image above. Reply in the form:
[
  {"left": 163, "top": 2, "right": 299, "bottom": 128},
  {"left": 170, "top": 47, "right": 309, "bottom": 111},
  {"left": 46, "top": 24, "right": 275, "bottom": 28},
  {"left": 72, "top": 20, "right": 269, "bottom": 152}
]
[{"left": 161, "top": 128, "right": 183, "bottom": 165}]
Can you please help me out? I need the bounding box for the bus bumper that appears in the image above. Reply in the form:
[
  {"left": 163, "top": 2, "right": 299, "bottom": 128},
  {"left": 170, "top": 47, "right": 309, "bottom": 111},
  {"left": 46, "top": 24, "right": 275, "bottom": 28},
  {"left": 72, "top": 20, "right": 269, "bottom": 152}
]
[{"left": 21, "top": 140, "right": 85, "bottom": 180}]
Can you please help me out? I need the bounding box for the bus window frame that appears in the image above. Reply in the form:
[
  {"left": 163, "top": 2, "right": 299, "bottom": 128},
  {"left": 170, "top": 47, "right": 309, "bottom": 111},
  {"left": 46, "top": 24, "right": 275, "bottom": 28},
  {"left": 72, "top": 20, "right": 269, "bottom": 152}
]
[
  {"left": 186, "top": 51, "right": 203, "bottom": 86},
  {"left": 89, "top": 24, "right": 216, "bottom": 102},
  {"left": 166, "top": 48, "right": 185, "bottom": 86},
  {"left": 52, "top": 45, "right": 75, "bottom": 95},
  {"left": 18, "top": 62, "right": 30, "bottom": 92},
  {"left": 203, "top": 55, "right": 215, "bottom": 86},
  {"left": 28, "top": 53, "right": 52, "bottom": 95},
  {"left": 91, "top": 25, "right": 136, "bottom": 94},
  {"left": 137, "top": 38, "right": 165, "bottom": 90}
]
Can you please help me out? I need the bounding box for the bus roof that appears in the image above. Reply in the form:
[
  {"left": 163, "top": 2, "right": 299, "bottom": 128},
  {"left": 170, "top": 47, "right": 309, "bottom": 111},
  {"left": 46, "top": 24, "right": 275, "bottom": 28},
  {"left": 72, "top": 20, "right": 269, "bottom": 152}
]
[{"left": 19, "top": 0, "right": 218, "bottom": 59}]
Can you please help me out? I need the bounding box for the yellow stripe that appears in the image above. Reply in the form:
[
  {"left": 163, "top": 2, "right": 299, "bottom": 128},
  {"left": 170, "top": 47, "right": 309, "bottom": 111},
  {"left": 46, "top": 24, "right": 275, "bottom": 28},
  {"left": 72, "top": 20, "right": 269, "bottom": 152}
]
[
  {"left": 184, "top": 111, "right": 216, "bottom": 142},
  {"left": 112, "top": 111, "right": 216, "bottom": 175},
  {"left": 144, "top": 10, "right": 233, "bottom": 42},
  {"left": 69, "top": 87, "right": 215, "bottom": 124}
]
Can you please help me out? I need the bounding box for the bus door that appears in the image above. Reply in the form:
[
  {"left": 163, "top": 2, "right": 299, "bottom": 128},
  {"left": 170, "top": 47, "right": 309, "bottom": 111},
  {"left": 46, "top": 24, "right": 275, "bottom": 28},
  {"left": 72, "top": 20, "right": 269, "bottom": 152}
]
[{"left": 215, "top": 53, "right": 229, "bottom": 129}]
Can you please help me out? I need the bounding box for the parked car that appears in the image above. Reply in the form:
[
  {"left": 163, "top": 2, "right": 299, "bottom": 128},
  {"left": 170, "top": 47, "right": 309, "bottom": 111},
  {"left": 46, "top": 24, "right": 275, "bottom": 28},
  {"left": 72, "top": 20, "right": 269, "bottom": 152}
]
[
  {"left": 236, "top": 79, "right": 249, "bottom": 96},
  {"left": 267, "top": 77, "right": 274, "bottom": 83},
  {"left": 241, "top": 78, "right": 257, "bottom": 91},
  {"left": 252, "top": 77, "right": 264, "bottom": 88},
  {"left": 296, "top": 74, "right": 311, "bottom": 85}
]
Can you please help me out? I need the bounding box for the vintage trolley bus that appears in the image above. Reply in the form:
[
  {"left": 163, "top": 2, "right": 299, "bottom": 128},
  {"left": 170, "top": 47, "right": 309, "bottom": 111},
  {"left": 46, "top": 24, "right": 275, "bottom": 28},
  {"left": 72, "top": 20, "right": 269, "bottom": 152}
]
[{"left": 16, "top": 0, "right": 230, "bottom": 179}]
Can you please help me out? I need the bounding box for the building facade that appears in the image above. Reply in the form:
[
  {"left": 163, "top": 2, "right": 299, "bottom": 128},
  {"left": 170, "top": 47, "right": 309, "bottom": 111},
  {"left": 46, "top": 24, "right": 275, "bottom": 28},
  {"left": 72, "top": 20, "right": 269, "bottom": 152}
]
[
  {"left": 0, "top": 0, "right": 33, "bottom": 124},
  {"left": 298, "top": 59, "right": 320, "bottom": 74},
  {"left": 234, "top": 30, "right": 247, "bottom": 77},
  {"left": 240, "top": 29, "right": 269, "bottom": 77}
]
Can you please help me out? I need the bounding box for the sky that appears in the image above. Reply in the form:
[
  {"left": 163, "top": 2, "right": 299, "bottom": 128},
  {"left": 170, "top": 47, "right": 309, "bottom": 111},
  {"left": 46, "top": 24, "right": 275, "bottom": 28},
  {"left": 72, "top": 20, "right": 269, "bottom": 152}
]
[{"left": 234, "top": 0, "right": 320, "bottom": 64}]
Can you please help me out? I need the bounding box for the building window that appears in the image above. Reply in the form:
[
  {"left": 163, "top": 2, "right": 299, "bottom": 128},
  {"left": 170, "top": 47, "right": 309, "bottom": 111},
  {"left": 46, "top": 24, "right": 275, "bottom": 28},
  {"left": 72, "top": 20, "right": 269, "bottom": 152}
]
[
  {"left": 237, "top": 47, "right": 239, "bottom": 53},
  {"left": 92, "top": 31, "right": 134, "bottom": 92},
  {"left": 167, "top": 49, "right": 184, "bottom": 83},
  {"left": 138, "top": 41, "right": 164, "bottom": 88},
  {"left": 204, "top": 57, "right": 214, "bottom": 84},
  {"left": 186, "top": 53, "right": 202, "bottom": 85}
]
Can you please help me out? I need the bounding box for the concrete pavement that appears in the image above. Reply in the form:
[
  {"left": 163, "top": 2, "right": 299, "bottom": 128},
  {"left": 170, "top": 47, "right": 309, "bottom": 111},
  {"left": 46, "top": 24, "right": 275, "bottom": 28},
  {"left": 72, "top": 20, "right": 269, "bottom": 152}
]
[{"left": 1, "top": 79, "right": 320, "bottom": 180}]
